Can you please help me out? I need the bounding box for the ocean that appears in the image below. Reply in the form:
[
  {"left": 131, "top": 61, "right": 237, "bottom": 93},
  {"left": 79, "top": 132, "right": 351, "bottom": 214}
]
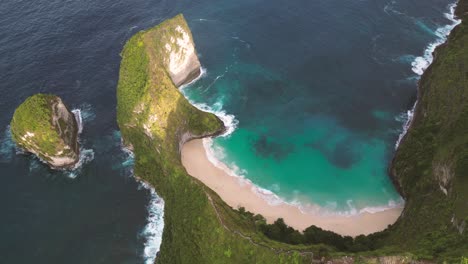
[{"left": 0, "top": 0, "right": 459, "bottom": 262}]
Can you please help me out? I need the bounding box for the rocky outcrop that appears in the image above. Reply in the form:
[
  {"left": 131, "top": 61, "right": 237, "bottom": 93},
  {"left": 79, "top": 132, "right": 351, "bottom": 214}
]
[{"left": 10, "top": 94, "right": 79, "bottom": 169}]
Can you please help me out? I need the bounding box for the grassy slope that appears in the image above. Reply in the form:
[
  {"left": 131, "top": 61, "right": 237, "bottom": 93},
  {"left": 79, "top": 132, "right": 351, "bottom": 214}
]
[
  {"left": 387, "top": 1, "right": 468, "bottom": 261},
  {"left": 10, "top": 94, "right": 67, "bottom": 161},
  {"left": 116, "top": 14, "right": 327, "bottom": 264}
]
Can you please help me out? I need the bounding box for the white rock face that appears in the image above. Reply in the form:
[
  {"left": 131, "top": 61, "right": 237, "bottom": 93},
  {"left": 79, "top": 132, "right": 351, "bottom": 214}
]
[{"left": 164, "top": 25, "right": 201, "bottom": 87}]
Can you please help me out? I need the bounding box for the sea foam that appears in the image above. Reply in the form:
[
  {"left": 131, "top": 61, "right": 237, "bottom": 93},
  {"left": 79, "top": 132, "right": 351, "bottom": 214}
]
[
  {"left": 118, "top": 135, "right": 165, "bottom": 263},
  {"left": 411, "top": 3, "right": 461, "bottom": 76},
  {"left": 66, "top": 106, "right": 95, "bottom": 178},
  {"left": 179, "top": 67, "right": 207, "bottom": 90},
  {"left": 139, "top": 181, "right": 165, "bottom": 264},
  {"left": 180, "top": 99, "right": 238, "bottom": 137},
  {"left": 396, "top": 2, "right": 461, "bottom": 149}
]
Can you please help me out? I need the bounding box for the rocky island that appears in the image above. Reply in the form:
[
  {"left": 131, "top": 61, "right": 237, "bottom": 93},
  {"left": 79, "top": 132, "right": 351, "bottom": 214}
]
[
  {"left": 10, "top": 94, "right": 80, "bottom": 169},
  {"left": 117, "top": 8, "right": 468, "bottom": 263}
]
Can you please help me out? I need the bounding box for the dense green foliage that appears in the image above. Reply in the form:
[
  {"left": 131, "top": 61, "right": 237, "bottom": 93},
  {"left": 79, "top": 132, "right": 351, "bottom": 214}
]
[
  {"left": 386, "top": 2, "right": 468, "bottom": 261},
  {"left": 11, "top": 94, "right": 62, "bottom": 159},
  {"left": 116, "top": 32, "right": 149, "bottom": 126},
  {"left": 259, "top": 218, "right": 379, "bottom": 252},
  {"left": 117, "top": 8, "right": 468, "bottom": 263}
]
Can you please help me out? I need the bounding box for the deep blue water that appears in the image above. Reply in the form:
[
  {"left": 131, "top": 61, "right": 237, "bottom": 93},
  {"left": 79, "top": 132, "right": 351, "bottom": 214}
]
[{"left": 0, "top": 0, "right": 457, "bottom": 262}]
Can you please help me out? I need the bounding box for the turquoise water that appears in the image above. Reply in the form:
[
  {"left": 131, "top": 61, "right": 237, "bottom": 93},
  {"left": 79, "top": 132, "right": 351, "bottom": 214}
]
[
  {"left": 182, "top": 65, "right": 401, "bottom": 213},
  {"left": 181, "top": 0, "right": 460, "bottom": 212}
]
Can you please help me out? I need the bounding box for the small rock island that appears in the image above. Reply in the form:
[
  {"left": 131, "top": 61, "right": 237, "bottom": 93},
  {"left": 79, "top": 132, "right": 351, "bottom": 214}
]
[{"left": 10, "top": 94, "right": 80, "bottom": 169}]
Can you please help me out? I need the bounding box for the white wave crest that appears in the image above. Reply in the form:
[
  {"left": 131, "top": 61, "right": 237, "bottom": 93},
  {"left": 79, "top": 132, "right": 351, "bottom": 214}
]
[
  {"left": 71, "top": 109, "right": 83, "bottom": 134},
  {"left": 202, "top": 138, "right": 404, "bottom": 216},
  {"left": 117, "top": 137, "right": 165, "bottom": 263},
  {"left": 394, "top": 105, "right": 415, "bottom": 149},
  {"left": 179, "top": 69, "right": 238, "bottom": 137},
  {"left": 396, "top": 3, "right": 461, "bottom": 149},
  {"left": 318, "top": 198, "right": 405, "bottom": 216},
  {"left": 179, "top": 67, "right": 207, "bottom": 90},
  {"left": 65, "top": 105, "right": 95, "bottom": 178},
  {"left": 411, "top": 3, "right": 461, "bottom": 75},
  {"left": 139, "top": 181, "right": 165, "bottom": 264},
  {"left": 66, "top": 148, "right": 95, "bottom": 179},
  {"left": 203, "top": 137, "right": 286, "bottom": 206}
]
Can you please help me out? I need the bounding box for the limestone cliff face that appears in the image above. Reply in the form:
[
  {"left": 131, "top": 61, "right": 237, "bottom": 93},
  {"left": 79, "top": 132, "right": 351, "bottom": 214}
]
[
  {"left": 160, "top": 16, "right": 202, "bottom": 87},
  {"left": 11, "top": 94, "right": 79, "bottom": 169}
]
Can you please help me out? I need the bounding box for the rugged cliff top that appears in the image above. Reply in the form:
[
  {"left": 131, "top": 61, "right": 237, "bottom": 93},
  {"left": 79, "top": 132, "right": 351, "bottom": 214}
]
[{"left": 11, "top": 94, "right": 79, "bottom": 169}]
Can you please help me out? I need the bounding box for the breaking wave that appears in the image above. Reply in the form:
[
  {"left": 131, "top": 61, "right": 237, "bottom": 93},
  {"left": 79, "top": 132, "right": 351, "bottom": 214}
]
[
  {"left": 411, "top": 3, "right": 461, "bottom": 76},
  {"left": 201, "top": 137, "right": 404, "bottom": 216},
  {"left": 66, "top": 106, "right": 95, "bottom": 178},
  {"left": 139, "top": 181, "right": 165, "bottom": 264},
  {"left": 179, "top": 78, "right": 238, "bottom": 137},
  {"left": 396, "top": 2, "right": 461, "bottom": 149},
  {"left": 117, "top": 133, "right": 165, "bottom": 263}
]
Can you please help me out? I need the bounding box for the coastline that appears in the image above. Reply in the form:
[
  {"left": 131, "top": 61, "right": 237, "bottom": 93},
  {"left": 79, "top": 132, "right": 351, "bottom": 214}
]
[
  {"left": 178, "top": 1, "right": 463, "bottom": 238},
  {"left": 182, "top": 138, "right": 403, "bottom": 236},
  {"left": 390, "top": 1, "right": 462, "bottom": 198},
  {"left": 394, "top": 2, "right": 461, "bottom": 151}
]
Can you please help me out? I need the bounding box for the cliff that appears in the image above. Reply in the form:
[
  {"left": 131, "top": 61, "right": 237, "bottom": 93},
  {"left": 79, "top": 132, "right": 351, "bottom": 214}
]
[
  {"left": 10, "top": 94, "right": 79, "bottom": 169},
  {"left": 387, "top": 1, "right": 468, "bottom": 259},
  {"left": 162, "top": 22, "right": 202, "bottom": 87}
]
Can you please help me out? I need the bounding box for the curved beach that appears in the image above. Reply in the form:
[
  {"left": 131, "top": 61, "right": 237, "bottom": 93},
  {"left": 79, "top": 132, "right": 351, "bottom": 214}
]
[{"left": 182, "top": 138, "right": 403, "bottom": 237}]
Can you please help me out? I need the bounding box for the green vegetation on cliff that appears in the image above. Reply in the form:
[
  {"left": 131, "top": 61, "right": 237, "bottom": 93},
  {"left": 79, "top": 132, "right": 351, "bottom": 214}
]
[
  {"left": 10, "top": 93, "right": 79, "bottom": 167},
  {"left": 387, "top": 2, "right": 468, "bottom": 259},
  {"left": 117, "top": 9, "right": 468, "bottom": 263},
  {"left": 11, "top": 94, "right": 58, "bottom": 155},
  {"left": 117, "top": 14, "right": 326, "bottom": 264}
]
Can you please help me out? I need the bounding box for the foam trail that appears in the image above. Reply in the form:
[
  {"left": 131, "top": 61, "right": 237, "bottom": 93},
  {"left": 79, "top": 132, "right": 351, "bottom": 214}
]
[
  {"left": 411, "top": 3, "right": 461, "bottom": 76},
  {"left": 394, "top": 105, "right": 415, "bottom": 149},
  {"left": 396, "top": 3, "right": 461, "bottom": 149},
  {"left": 179, "top": 67, "right": 207, "bottom": 90},
  {"left": 139, "top": 181, "right": 165, "bottom": 264},
  {"left": 117, "top": 136, "right": 165, "bottom": 262},
  {"left": 72, "top": 109, "right": 83, "bottom": 134},
  {"left": 202, "top": 138, "right": 404, "bottom": 216},
  {"left": 65, "top": 106, "right": 95, "bottom": 178},
  {"left": 0, "top": 126, "right": 15, "bottom": 162},
  {"left": 178, "top": 65, "right": 238, "bottom": 136},
  {"left": 66, "top": 148, "right": 95, "bottom": 179}
]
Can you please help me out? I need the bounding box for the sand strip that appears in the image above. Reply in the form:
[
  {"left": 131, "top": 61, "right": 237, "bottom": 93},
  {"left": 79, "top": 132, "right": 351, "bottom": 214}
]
[{"left": 181, "top": 138, "right": 403, "bottom": 237}]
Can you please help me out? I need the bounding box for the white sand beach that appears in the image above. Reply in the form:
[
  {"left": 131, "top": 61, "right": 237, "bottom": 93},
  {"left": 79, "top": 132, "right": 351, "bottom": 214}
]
[{"left": 181, "top": 138, "right": 403, "bottom": 237}]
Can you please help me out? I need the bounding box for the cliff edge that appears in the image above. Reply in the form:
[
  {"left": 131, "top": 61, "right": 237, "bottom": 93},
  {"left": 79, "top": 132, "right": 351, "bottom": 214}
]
[{"left": 388, "top": 1, "right": 468, "bottom": 258}]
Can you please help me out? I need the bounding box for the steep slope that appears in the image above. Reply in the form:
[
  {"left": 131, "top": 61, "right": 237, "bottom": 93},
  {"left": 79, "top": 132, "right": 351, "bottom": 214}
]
[{"left": 387, "top": 1, "right": 468, "bottom": 259}]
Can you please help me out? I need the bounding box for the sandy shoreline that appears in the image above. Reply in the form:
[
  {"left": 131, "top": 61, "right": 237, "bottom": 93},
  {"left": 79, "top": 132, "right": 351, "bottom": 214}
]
[{"left": 181, "top": 138, "right": 403, "bottom": 237}]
